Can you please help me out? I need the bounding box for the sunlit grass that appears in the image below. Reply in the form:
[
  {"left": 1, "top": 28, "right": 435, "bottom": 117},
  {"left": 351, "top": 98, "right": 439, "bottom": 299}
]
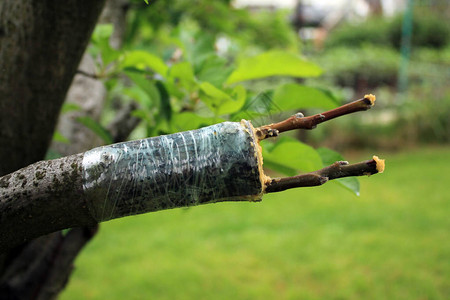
[{"left": 61, "top": 147, "right": 450, "bottom": 300}]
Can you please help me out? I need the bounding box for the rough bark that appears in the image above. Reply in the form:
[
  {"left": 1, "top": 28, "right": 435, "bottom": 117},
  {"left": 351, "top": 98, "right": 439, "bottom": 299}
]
[
  {"left": 0, "top": 1, "right": 106, "bottom": 298},
  {"left": 0, "top": 0, "right": 106, "bottom": 176},
  {"left": 0, "top": 153, "right": 97, "bottom": 252}
]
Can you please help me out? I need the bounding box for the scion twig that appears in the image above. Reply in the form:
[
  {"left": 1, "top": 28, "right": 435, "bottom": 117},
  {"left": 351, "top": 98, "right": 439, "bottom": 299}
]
[
  {"left": 256, "top": 94, "right": 376, "bottom": 140},
  {"left": 265, "top": 156, "right": 385, "bottom": 193}
]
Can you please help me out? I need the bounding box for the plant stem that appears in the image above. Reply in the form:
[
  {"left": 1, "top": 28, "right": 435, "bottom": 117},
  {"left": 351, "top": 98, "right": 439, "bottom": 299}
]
[
  {"left": 76, "top": 69, "right": 100, "bottom": 79},
  {"left": 256, "top": 94, "right": 376, "bottom": 140},
  {"left": 265, "top": 156, "right": 384, "bottom": 193}
]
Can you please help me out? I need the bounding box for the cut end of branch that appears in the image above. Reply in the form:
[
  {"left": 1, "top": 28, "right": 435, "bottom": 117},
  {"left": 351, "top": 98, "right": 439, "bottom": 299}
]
[
  {"left": 373, "top": 155, "right": 385, "bottom": 173},
  {"left": 364, "top": 94, "right": 376, "bottom": 106}
]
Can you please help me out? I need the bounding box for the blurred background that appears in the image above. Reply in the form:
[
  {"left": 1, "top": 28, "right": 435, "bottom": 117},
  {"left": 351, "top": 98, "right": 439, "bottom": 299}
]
[{"left": 58, "top": 0, "right": 449, "bottom": 299}]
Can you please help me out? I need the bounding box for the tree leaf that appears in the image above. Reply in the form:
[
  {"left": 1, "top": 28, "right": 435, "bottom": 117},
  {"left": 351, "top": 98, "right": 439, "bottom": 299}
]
[
  {"left": 125, "top": 72, "right": 160, "bottom": 108},
  {"left": 169, "top": 61, "right": 195, "bottom": 82},
  {"left": 261, "top": 137, "right": 323, "bottom": 175},
  {"left": 52, "top": 131, "right": 69, "bottom": 144},
  {"left": 232, "top": 85, "right": 247, "bottom": 104},
  {"left": 316, "top": 147, "right": 360, "bottom": 196},
  {"left": 272, "top": 83, "right": 339, "bottom": 111},
  {"left": 155, "top": 81, "right": 172, "bottom": 122},
  {"left": 90, "top": 24, "right": 120, "bottom": 66},
  {"left": 122, "top": 86, "right": 152, "bottom": 109},
  {"left": 199, "top": 82, "right": 245, "bottom": 116},
  {"left": 230, "top": 90, "right": 277, "bottom": 122},
  {"left": 182, "top": 32, "right": 216, "bottom": 69},
  {"left": 168, "top": 61, "right": 196, "bottom": 92},
  {"left": 61, "top": 102, "right": 81, "bottom": 114},
  {"left": 226, "top": 50, "right": 322, "bottom": 84},
  {"left": 170, "top": 112, "right": 224, "bottom": 132},
  {"left": 120, "top": 50, "right": 168, "bottom": 77},
  {"left": 76, "top": 116, "right": 112, "bottom": 144},
  {"left": 131, "top": 109, "right": 153, "bottom": 126},
  {"left": 196, "top": 55, "right": 233, "bottom": 87}
]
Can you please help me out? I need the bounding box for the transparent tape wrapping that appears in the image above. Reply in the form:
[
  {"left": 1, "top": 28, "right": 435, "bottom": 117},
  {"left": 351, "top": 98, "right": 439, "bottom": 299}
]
[{"left": 82, "top": 121, "right": 264, "bottom": 222}]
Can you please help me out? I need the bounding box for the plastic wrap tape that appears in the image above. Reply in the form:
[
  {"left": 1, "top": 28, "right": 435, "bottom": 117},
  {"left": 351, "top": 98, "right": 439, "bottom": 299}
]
[{"left": 82, "top": 121, "right": 263, "bottom": 222}]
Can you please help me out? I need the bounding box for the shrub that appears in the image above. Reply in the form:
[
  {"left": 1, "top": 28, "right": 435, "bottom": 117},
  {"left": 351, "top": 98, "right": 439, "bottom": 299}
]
[
  {"left": 325, "top": 11, "right": 449, "bottom": 50},
  {"left": 312, "top": 46, "right": 399, "bottom": 90},
  {"left": 388, "top": 12, "right": 450, "bottom": 49},
  {"left": 325, "top": 18, "right": 391, "bottom": 49}
]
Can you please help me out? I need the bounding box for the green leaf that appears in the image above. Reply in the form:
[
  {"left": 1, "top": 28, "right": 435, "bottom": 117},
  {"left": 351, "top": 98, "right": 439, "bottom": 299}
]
[
  {"left": 61, "top": 102, "right": 81, "bottom": 114},
  {"left": 199, "top": 82, "right": 245, "bottom": 116},
  {"left": 125, "top": 72, "right": 160, "bottom": 107},
  {"left": 131, "top": 109, "right": 153, "bottom": 125},
  {"left": 144, "top": 0, "right": 149, "bottom": 4},
  {"left": 122, "top": 66, "right": 153, "bottom": 75},
  {"left": 120, "top": 50, "right": 168, "bottom": 77},
  {"left": 76, "top": 116, "right": 113, "bottom": 144},
  {"left": 196, "top": 55, "right": 232, "bottom": 87},
  {"left": 272, "top": 84, "right": 339, "bottom": 111},
  {"left": 182, "top": 32, "right": 216, "bottom": 69},
  {"left": 317, "top": 147, "right": 360, "bottom": 196},
  {"left": 126, "top": 73, "right": 171, "bottom": 124},
  {"left": 232, "top": 85, "right": 247, "bottom": 104},
  {"left": 168, "top": 61, "right": 196, "bottom": 92},
  {"left": 261, "top": 137, "right": 323, "bottom": 175},
  {"left": 122, "top": 86, "right": 152, "bottom": 109},
  {"left": 155, "top": 81, "right": 172, "bottom": 122},
  {"left": 230, "top": 90, "right": 276, "bottom": 122},
  {"left": 169, "top": 61, "right": 195, "bottom": 82},
  {"left": 226, "top": 51, "right": 322, "bottom": 84},
  {"left": 170, "top": 112, "right": 225, "bottom": 132},
  {"left": 92, "top": 24, "right": 113, "bottom": 42},
  {"left": 199, "top": 82, "right": 231, "bottom": 100},
  {"left": 91, "top": 24, "right": 120, "bottom": 66},
  {"left": 53, "top": 131, "right": 70, "bottom": 144}
]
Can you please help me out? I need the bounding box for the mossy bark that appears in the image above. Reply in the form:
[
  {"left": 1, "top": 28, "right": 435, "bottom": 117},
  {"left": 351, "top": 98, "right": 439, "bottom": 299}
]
[{"left": 0, "top": 154, "right": 97, "bottom": 252}]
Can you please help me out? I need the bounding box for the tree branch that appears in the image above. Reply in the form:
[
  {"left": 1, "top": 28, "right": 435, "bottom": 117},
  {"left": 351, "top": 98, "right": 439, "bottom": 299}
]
[
  {"left": 265, "top": 156, "right": 385, "bottom": 193},
  {"left": 0, "top": 226, "right": 97, "bottom": 299},
  {"left": 76, "top": 69, "right": 100, "bottom": 80},
  {"left": 0, "top": 154, "right": 97, "bottom": 252},
  {"left": 0, "top": 100, "right": 384, "bottom": 252},
  {"left": 256, "top": 94, "right": 376, "bottom": 140}
]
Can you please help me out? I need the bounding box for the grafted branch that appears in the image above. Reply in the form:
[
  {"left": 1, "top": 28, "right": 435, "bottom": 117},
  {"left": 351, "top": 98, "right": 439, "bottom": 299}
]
[
  {"left": 265, "top": 156, "right": 385, "bottom": 193},
  {"left": 256, "top": 94, "right": 376, "bottom": 140},
  {"left": 0, "top": 95, "right": 384, "bottom": 252}
]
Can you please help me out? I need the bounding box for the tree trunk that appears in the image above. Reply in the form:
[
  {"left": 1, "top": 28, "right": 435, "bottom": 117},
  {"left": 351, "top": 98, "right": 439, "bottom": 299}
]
[
  {"left": 0, "top": 0, "right": 106, "bottom": 176},
  {"left": 0, "top": 0, "right": 106, "bottom": 298}
]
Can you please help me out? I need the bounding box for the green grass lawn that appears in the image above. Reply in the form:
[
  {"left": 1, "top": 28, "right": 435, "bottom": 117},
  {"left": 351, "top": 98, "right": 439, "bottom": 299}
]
[{"left": 61, "top": 147, "right": 450, "bottom": 300}]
